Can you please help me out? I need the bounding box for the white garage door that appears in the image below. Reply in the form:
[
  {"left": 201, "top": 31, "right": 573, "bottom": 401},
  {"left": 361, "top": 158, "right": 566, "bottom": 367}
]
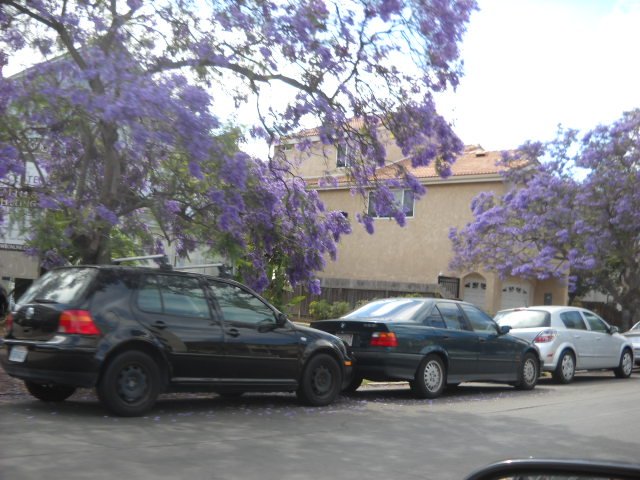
[
  {"left": 463, "top": 275, "right": 487, "bottom": 309},
  {"left": 500, "top": 283, "right": 531, "bottom": 310}
]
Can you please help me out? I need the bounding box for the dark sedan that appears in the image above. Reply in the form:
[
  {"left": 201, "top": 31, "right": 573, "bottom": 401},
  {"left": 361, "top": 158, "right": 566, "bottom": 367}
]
[{"left": 311, "top": 298, "right": 541, "bottom": 398}]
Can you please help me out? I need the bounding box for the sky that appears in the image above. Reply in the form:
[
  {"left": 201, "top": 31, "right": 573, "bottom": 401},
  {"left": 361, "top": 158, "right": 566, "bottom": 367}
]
[{"left": 435, "top": 0, "right": 640, "bottom": 150}]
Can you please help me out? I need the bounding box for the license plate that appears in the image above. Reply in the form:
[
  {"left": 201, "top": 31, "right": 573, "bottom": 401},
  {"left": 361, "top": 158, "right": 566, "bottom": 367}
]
[
  {"left": 9, "top": 346, "right": 28, "bottom": 363},
  {"left": 336, "top": 333, "right": 353, "bottom": 346}
]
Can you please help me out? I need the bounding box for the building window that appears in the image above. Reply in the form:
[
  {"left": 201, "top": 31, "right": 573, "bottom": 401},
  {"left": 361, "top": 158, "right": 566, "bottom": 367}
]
[
  {"left": 367, "top": 189, "right": 415, "bottom": 218},
  {"left": 336, "top": 143, "right": 353, "bottom": 167}
]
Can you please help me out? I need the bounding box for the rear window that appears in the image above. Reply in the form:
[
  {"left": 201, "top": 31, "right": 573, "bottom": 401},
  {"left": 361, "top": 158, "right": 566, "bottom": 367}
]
[
  {"left": 496, "top": 310, "right": 550, "bottom": 328},
  {"left": 18, "top": 268, "right": 97, "bottom": 305},
  {"left": 344, "top": 299, "right": 428, "bottom": 321}
]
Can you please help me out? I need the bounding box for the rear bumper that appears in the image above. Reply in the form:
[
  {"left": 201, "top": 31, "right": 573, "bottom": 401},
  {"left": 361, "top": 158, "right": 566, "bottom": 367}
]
[
  {"left": 351, "top": 351, "right": 420, "bottom": 382},
  {"left": 0, "top": 339, "right": 100, "bottom": 387}
]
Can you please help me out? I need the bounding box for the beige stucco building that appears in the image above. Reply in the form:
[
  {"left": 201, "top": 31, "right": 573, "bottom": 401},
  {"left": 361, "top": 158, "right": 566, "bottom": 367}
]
[{"left": 280, "top": 132, "right": 568, "bottom": 316}]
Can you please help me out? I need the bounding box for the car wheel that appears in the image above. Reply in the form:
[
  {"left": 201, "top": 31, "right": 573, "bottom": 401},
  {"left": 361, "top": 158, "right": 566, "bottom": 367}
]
[
  {"left": 411, "top": 354, "right": 446, "bottom": 399},
  {"left": 343, "top": 375, "right": 364, "bottom": 394},
  {"left": 552, "top": 350, "right": 575, "bottom": 384},
  {"left": 96, "top": 350, "right": 161, "bottom": 417},
  {"left": 514, "top": 353, "right": 539, "bottom": 390},
  {"left": 25, "top": 381, "right": 76, "bottom": 402},
  {"left": 296, "top": 353, "right": 343, "bottom": 406},
  {"left": 614, "top": 349, "right": 633, "bottom": 378}
]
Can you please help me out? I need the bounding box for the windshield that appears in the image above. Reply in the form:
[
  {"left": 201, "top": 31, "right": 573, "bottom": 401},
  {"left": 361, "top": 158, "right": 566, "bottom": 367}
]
[
  {"left": 344, "top": 298, "right": 428, "bottom": 321},
  {"left": 18, "top": 268, "right": 97, "bottom": 305},
  {"left": 496, "top": 310, "right": 550, "bottom": 329}
]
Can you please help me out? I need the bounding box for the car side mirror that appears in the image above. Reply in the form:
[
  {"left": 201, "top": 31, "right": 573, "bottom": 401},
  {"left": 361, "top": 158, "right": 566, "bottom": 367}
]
[
  {"left": 498, "top": 325, "right": 511, "bottom": 335},
  {"left": 276, "top": 312, "right": 288, "bottom": 327},
  {"left": 465, "top": 459, "right": 640, "bottom": 480},
  {"left": 609, "top": 325, "right": 619, "bottom": 334}
]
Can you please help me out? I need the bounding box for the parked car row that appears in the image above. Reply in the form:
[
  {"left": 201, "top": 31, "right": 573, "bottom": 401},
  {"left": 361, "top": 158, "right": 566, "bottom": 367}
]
[{"left": 0, "top": 263, "right": 635, "bottom": 417}]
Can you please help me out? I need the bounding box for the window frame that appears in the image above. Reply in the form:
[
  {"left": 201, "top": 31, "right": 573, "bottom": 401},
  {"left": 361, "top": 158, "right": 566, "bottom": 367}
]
[
  {"left": 135, "top": 274, "right": 212, "bottom": 320},
  {"left": 206, "top": 278, "right": 279, "bottom": 328},
  {"left": 367, "top": 189, "right": 415, "bottom": 218},
  {"left": 336, "top": 142, "right": 353, "bottom": 168}
]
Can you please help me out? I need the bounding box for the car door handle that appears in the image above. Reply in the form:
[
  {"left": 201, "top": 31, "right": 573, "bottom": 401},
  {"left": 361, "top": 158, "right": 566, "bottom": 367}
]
[
  {"left": 573, "top": 335, "right": 581, "bottom": 339},
  {"left": 227, "top": 328, "right": 240, "bottom": 338},
  {"left": 479, "top": 338, "right": 487, "bottom": 343},
  {"left": 152, "top": 321, "right": 167, "bottom": 329}
]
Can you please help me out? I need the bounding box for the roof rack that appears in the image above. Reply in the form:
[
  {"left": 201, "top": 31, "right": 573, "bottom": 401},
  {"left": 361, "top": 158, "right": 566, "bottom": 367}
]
[
  {"left": 174, "top": 263, "right": 233, "bottom": 278},
  {"left": 111, "top": 254, "right": 172, "bottom": 270}
]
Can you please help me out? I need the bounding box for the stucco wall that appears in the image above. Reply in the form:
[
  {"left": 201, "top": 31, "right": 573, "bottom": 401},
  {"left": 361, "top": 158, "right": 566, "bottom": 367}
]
[{"left": 317, "top": 179, "right": 504, "bottom": 284}]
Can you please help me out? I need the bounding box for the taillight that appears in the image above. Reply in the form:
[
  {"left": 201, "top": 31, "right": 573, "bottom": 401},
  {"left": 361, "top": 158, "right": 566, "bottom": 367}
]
[
  {"left": 4, "top": 313, "right": 13, "bottom": 333},
  {"left": 58, "top": 310, "right": 101, "bottom": 335},
  {"left": 534, "top": 329, "right": 557, "bottom": 343},
  {"left": 370, "top": 331, "right": 398, "bottom": 347}
]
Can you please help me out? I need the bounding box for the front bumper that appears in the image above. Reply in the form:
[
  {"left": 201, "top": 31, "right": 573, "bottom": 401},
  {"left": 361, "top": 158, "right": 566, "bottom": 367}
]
[{"left": 0, "top": 338, "right": 100, "bottom": 387}]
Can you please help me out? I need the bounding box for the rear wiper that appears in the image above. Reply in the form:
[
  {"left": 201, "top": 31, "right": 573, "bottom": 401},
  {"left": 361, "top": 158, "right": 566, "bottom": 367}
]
[{"left": 34, "top": 298, "right": 59, "bottom": 304}]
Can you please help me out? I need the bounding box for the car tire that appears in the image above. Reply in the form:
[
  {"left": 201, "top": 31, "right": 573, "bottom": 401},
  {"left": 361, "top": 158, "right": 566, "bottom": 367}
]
[
  {"left": 343, "top": 375, "right": 364, "bottom": 394},
  {"left": 614, "top": 349, "right": 633, "bottom": 378},
  {"left": 296, "top": 353, "right": 343, "bottom": 406},
  {"left": 96, "top": 350, "right": 162, "bottom": 417},
  {"left": 514, "top": 352, "right": 539, "bottom": 390},
  {"left": 25, "top": 381, "right": 76, "bottom": 402},
  {"left": 552, "top": 350, "right": 575, "bottom": 384},
  {"left": 411, "top": 354, "right": 446, "bottom": 399}
]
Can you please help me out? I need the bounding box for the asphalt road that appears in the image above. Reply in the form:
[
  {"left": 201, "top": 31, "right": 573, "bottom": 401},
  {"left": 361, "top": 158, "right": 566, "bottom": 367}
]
[{"left": 1, "top": 369, "right": 639, "bottom": 480}]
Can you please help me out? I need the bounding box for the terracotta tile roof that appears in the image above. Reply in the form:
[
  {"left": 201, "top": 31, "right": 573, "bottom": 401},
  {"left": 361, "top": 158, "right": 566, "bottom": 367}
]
[
  {"left": 380, "top": 146, "right": 506, "bottom": 179},
  {"left": 287, "top": 117, "right": 366, "bottom": 139},
  {"left": 307, "top": 145, "right": 508, "bottom": 188}
]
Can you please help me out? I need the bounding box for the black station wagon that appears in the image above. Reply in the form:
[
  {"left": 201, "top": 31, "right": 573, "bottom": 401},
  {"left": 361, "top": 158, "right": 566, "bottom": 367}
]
[
  {"left": 312, "top": 298, "right": 540, "bottom": 398},
  {"left": 0, "top": 264, "right": 352, "bottom": 416}
]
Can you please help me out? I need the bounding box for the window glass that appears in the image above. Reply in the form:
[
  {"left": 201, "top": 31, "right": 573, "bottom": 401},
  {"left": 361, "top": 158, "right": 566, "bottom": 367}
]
[
  {"left": 137, "top": 276, "right": 163, "bottom": 314},
  {"left": 344, "top": 298, "right": 427, "bottom": 321},
  {"left": 560, "top": 311, "right": 587, "bottom": 330},
  {"left": 209, "top": 280, "right": 276, "bottom": 326},
  {"left": 461, "top": 304, "right": 497, "bottom": 332},
  {"left": 19, "top": 268, "right": 97, "bottom": 305},
  {"left": 137, "top": 275, "right": 210, "bottom": 319},
  {"left": 496, "top": 310, "right": 550, "bottom": 328},
  {"left": 583, "top": 311, "right": 608, "bottom": 333},
  {"left": 336, "top": 143, "right": 353, "bottom": 167},
  {"left": 424, "top": 308, "right": 446, "bottom": 328},
  {"left": 367, "top": 189, "right": 415, "bottom": 218},
  {"left": 436, "top": 303, "right": 468, "bottom": 331}
]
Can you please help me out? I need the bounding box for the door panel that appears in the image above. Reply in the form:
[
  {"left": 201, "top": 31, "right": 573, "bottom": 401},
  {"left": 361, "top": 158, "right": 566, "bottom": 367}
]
[
  {"left": 461, "top": 303, "right": 518, "bottom": 379},
  {"left": 133, "top": 274, "right": 226, "bottom": 379},
  {"left": 559, "top": 311, "right": 591, "bottom": 368},
  {"left": 582, "top": 311, "right": 619, "bottom": 367},
  {"left": 435, "top": 303, "right": 478, "bottom": 378},
  {"left": 208, "top": 280, "right": 300, "bottom": 382}
]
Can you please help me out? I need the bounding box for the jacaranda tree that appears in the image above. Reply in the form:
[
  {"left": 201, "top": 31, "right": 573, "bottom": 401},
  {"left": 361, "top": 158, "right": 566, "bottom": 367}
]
[
  {"left": 0, "top": 0, "right": 476, "bottom": 294},
  {"left": 450, "top": 110, "right": 640, "bottom": 323}
]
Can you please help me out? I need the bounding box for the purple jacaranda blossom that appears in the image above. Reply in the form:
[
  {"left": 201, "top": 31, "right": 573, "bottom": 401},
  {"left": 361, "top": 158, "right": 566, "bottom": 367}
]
[
  {"left": 1, "top": 0, "right": 476, "bottom": 293},
  {"left": 451, "top": 110, "right": 640, "bottom": 322}
]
